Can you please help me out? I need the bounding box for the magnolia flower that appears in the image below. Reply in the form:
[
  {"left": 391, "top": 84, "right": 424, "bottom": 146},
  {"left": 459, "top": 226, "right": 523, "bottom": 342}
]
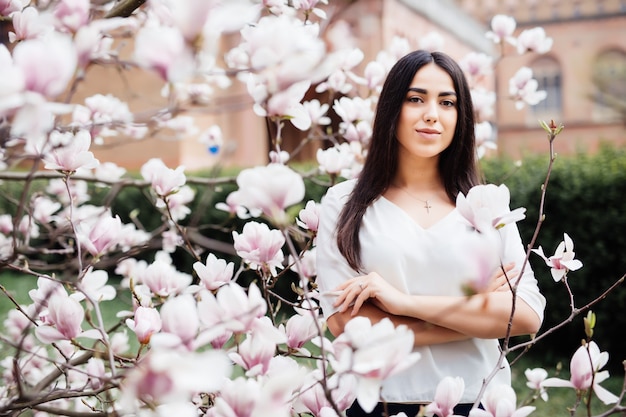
[
  {"left": 142, "top": 255, "right": 193, "bottom": 298},
  {"left": 234, "top": 163, "right": 305, "bottom": 224},
  {"left": 13, "top": 32, "right": 77, "bottom": 98},
  {"left": 76, "top": 211, "right": 123, "bottom": 257},
  {"left": 460, "top": 52, "right": 493, "bottom": 84},
  {"left": 133, "top": 25, "right": 193, "bottom": 82},
  {"left": 86, "top": 357, "right": 106, "bottom": 390},
  {"left": 43, "top": 130, "right": 100, "bottom": 173},
  {"left": 516, "top": 27, "right": 553, "bottom": 55},
  {"left": 156, "top": 294, "right": 199, "bottom": 350},
  {"left": 297, "top": 200, "right": 320, "bottom": 232},
  {"left": 424, "top": 376, "right": 465, "bottom": 417},
  {"left": 543, "top": 341, "right": 618, "bottom": 405},
  {"left": 140, "top": 158, "right": 186, "bottom": 197},
  {"left": 53, "top": 0, "right": 90, "bottom": 32},
  {"left": 331, "top": 317, "right": 421, "bottom": 413},
  {"left": 232, "top": 221, "right": 285, "bottom": 276},
  {"left": 282, "top": 310, "right": 319, "bottom": 355},
  {"left": 362, "top": 60, "right": 386, "bottom": 91},
  {"left": 35, "top": 294, "right": 100, "bottom": 343},
  {"left": 197, "top": 283, "right": 267, "bottom": 334},
  {"left": 456, "top": 183, "right": 526, "bottom": 233},
  {"left": 315, "top": 69, "right": 353, "bottom": 95},
  {"left": 193, "top": 253, "right": 234, "bottom": 291},
  {"left": 469, "top": 385, "right": 534, "bottom": 417},
  {"left": 8, "top": 6, "right": 49, "bottom": 42},
  {"left": 75, "top": 268, "right": 116, "bottom": 303},
  {"left": 94, "top": 162, "right": 126, "bottom": 183},
  {"left": 531, "top": 233, "right": 583, "bottom": 281},
  {"left": 229, "top": 331, "right": 280, "bottom": 377},
  {"left": 471, "top": 87, "right": 496, "bottom": 121},
  {"left": 333, "top": 96, "right": 374, "bottom": 126},
  {"left": 525, "top": 368, "right": 549, "bottom": 401},
  {"left": 251, "top": 78, "right": 312, "bottom": 130},
  {"left": 289, "top": 247, "right": 317, "bottom": 282},
  {"left": 475, "top": 121, "right": 497, "bottom": 159},
  {"left": 156, "top": 184, "right": 195, "bottom": 221},
  {"left": 294, "top": 370, "right": 356, "bottom": 416},
  {"left": 126, "top": 306, "right": 162, "bottom": 345},
  {"left": 509, "top": 67, "right": 547, "bottom": 110},
  {"left": 317, "top": 143, "right": 356, "bottom": 176},
  {"left": 485, "top": 14, "right": 517, "bottom": 45},
  {"left": 302, "top": 99, "right": 331, "bottom": 126}
]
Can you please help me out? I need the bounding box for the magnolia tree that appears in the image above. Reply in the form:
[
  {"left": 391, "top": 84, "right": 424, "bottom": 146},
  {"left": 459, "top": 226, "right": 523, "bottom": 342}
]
[{"left": 0, "top": 1, "right": 624, "bottom": 417}]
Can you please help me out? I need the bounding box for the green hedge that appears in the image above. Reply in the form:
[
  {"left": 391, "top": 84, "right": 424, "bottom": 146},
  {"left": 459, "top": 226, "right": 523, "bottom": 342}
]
[{"left": 482, "top": 144, "right": 626, "bottom": 371}]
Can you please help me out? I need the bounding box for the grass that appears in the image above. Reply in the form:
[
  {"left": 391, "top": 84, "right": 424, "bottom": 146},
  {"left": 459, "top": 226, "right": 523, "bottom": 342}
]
[{"left": 1, "top": 272, "right": 624, "bottom": 416}]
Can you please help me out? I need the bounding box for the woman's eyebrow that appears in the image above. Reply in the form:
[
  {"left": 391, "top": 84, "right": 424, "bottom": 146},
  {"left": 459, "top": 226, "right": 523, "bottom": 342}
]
[{"left": 407, "top": 87, "right": 457, "bottom": 97}]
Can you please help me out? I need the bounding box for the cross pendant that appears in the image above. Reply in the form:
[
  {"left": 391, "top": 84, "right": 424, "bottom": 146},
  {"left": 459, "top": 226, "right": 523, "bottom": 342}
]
[{"left": 424, "top": 200, "right": 432, "bottom": 213}]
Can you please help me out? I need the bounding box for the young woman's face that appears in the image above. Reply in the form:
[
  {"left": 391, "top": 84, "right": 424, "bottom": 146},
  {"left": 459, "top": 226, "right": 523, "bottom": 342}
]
[{"left": 395, "top": 63, "right": 458, "bottom": 161}]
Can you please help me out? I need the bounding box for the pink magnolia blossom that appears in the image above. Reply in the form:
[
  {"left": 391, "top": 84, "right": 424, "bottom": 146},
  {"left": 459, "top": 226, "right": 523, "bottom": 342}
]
[
  {"left": 543, "top": 341, "right": 618, "bottom": 405},
  {"left": 297, "top": 200, "right": 320, "bottom": 232},
  {"left": 332, "top": 96, "right": 374, "bottom": 126},
  {"left": 232, "top": 221, "right": 285, "bottom": 276},
  {"left": 120, "top": 348, "right": 231, "bottom": 410},
  {"left": 156, "top": 294, "right": 199, "bottom": 350},
  {"left": 456, "top": 183, "right": 526, "bottom": 233},
  {"left": 531, "top": 233, "right": 583, "bottom": 281},
  {"left": 302, "top": 99, "right": 331, "bottom": 126},
  {"left": 43, "top": 129, "right": 100, "bottom": 173},
  {"left": 460, "top": 52, "right": 493, "bottom": 84},
  {"left": 72, "top": 93, "right": 133, "bottom": 142},
  {"left": 86, "top": 357, "right": 106, "bottom": 390},
  {"left": 315, "top": 69, "right": 353, "bottom": 95},
  {"left": 316, "top": 143, "right": 356, "bottom": 176},
  {"left": 229, "top": 332, "right": 279, "bottom": 376},
  {"left": 509, "top": 67, "right": 547, "bottom": 110},
  {"left": 75, "top": 268, "right": 116, "bottom": 303},
  {"left": 76, "top": 211, "right": 123, "bottom": 257},
  {"left": 8, "top": 7, "right": 50, "bottom": 42},
  {"left": 424, "top": 376, "right": 465, "bottom": 417},
  {"left": 234, "top": 164, "right": 305, "bottom": 224},
  {"left": 53, "top": 0, "right": 90, "bottom": 33},
  {"left": 32, "top": 196, "right": 61, "bottom": 224},
  {"left": 471, "top": 87, "right": 496, "bottom": 122},
  {"left": 197, "top": 283, "right": 267, "bottom": 334},
  {"left": 28, "top": 277, "right": 67, "bottom": 309},
  {"left": 126, "top": 306, "right": 162, "bottom": 345},
  {"left": 331, "top": 317, "right": 421, "bottom": 413},
  {"left": 294, "top": 370, "right": 356, "bottom": 416},
  {"left": 12, "top": 33, "right": 77, "bottom": 98},
  {"left": 133, "top": 25, "right": 193, "bottom": 82},
  {"left": 362, "top": 60, "right": 386, "bottom": 91},
  {"left": 156, "top": 185, "right": 195, "bottom": 221},
  {"left": 94, "top": 162, "right": 127, "bottom": 183},
  {"left": 525, "top": 368, "right": 549, "bottom": 401},
  {"left": 0, "top": 0, "right": 23, "bottom": 16},
  {"left": 251, "top": 78, "right": 312, "bottom": 131},
  {"left": 282, "top": 311, "right": 319, "bottom": 354},
  {"left": 142, "top": 255, "right": 193, "bottom": 297},
  {"left": 485, "top": 14, "right": 517, "bottom": 45},
  {"left": 140, "top": 158, "right": 187, "bottom": 197},
  {"left": 193, "top": 253, "right": 234, "bottom": 291},
  {"left": 235, "top": 14, "right": 326, "bottom": 93},
  {"left": 35, "top": 294, "right": 100, "bottom": 343},
  {"left": 289, "top": 247, "right": 317, "bottom": 282},
  {"left": 469, "top": 385, "right": 534, "bottom": 417},
  {"left": 516, "top": 27, "right": 553, "bottom": 55}
]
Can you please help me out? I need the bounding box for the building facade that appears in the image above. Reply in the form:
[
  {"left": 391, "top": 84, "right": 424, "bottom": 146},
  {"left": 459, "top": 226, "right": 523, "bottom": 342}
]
[{"left": 458, "top": 0, "right": 626, "bottom": 157}]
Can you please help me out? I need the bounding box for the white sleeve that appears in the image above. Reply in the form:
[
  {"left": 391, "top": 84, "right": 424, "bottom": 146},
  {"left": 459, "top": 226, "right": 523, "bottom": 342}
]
[
  {"left": 499, "top": 222, "right": 546, "bottom": 324},
  {"left": 315, "top": 181, "right": 360, "bottom": 318}
]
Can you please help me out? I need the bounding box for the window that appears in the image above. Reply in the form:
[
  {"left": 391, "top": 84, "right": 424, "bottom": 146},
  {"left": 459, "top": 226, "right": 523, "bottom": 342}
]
[
  {"left": 592, "top": 49, "right": 626, "bottom": 122},
  {"left": 530, "top": 56, "right": 563, "bottom": 120}
]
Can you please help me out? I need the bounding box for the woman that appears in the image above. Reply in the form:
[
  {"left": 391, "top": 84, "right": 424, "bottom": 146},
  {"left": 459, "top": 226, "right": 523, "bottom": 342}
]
[{"left": 315, "top": 50, "right": 546, "bottom": 417}]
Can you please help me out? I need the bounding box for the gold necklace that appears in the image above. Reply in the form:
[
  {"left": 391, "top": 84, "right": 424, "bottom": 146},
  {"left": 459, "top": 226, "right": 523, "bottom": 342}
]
[{"left": 393, "top": 185, "right": 433, "bottom": 214}]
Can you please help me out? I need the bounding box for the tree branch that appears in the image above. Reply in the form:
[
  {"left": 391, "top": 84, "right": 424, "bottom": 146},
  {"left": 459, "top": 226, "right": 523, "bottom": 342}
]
[{"left": 104, "top": 0, "right": 147, "bottom": 18}]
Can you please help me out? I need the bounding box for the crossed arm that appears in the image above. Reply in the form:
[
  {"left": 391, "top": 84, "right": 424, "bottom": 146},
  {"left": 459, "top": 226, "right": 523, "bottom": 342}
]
[{"left": 326, "top": 264, "right": 542, "bottom": 345}]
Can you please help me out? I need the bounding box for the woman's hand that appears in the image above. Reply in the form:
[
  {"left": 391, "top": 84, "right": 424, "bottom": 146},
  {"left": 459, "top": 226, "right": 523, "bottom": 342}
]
[
  {"left": 332, "top": 272, "right": 408, "bottom": 316},
  {"left": 486, "top": 262, "right": 518, "bottom": 293}
]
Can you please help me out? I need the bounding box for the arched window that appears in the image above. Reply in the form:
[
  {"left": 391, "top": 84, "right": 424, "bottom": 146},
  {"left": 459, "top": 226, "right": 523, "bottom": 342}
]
[
  {"left": 592, "top": 49, "right": 626, "bottom": 122},
  {"left": 530, "top": 56, "right": 563, "bottom": 120}
]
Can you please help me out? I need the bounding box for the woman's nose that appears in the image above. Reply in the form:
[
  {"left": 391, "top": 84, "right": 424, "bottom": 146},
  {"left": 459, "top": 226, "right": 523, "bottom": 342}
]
[{"left": 423, "top": 102, "right": 438, "bottom": 122}]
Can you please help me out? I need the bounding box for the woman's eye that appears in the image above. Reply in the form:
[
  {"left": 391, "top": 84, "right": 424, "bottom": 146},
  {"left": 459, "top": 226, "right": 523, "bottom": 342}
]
[
  {"left": 407, "top": 96, "right": 422, "bottom": 103},
  {"left": 441, "top": 100, "right": 456, "bottom": 107}
]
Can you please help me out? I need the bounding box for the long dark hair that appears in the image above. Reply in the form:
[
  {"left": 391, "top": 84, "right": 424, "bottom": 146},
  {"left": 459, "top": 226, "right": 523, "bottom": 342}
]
[{"left": 336, "top": 50, "right": 481, "bottom": 271}]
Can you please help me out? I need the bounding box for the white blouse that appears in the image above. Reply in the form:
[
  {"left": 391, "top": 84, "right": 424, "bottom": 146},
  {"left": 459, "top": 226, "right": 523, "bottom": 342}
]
[{"left": 316, "top": 179, "right": 546, "bottom": 403}]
